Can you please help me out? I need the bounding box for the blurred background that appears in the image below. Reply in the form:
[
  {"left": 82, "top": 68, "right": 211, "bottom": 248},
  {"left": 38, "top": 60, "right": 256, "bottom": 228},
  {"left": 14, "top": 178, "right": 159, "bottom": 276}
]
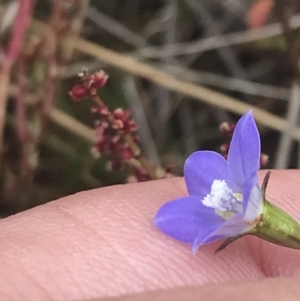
[{"left": 0, "top": 0, "right": 299, "bottom": 216}]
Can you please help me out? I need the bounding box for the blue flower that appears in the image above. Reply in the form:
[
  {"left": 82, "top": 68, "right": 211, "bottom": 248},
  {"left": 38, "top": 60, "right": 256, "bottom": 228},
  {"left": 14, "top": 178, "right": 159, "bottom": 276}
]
[{"left": 153, "top": 111, "right": 264, "bottom": 253}]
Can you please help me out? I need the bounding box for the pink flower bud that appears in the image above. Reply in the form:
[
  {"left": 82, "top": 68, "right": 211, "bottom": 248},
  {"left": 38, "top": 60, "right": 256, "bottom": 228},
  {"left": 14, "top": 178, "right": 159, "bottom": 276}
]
[
  {"left": 99, "top": 105, "right": 109, "bottom": 115},
  {"left": 113, "top": 119, "right": 124, "bottom": 130},
  {"left": 69, "top": 84, "right": 87, "bottom": 101},
  {"left": 220, "top": 143, "right": 229, "bottom": 153},
  {"left": 220, "top": 122, "right": 235, "bottom": 135},
  {"left": 127, "top": 120, "right": 138, "bottom": 132},
  {"left": 113, "top": 108, "right": 124, "bottom": 119},
  {"left": 91, "top": 70, "right": 108, "bottom": 88},
  {"left": 124, "top": 150, "right": 133, "bottom": 160},
  {"left": 111, "top": 135, "right": 121, "bottom": 144}
]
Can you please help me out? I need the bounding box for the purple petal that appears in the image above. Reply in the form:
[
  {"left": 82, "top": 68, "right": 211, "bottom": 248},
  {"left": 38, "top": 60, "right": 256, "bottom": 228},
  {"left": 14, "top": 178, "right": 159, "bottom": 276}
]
[
  {"left": 184, "top": 151, "right": 236, "bottom": 196},
  {"left": 242, "top": 171, "right": 258, "bottom": 213},
  {"left": 191, "top": 213, "right": 250, "bottom": 253},
  {"left": 227, "top": 111, "right": 260, "bottom": 185},
  {"left": 208, "top": 213, "right": 249, "bottom": 238},
  {"left": 243, "top": 179, "right": 263, "bottom": 221},
  {"left": 153, "top": 196, "right": 224, "bottom": 244},
  {"left": 191, "top": 224, "right": 225, "bottom": 253}
]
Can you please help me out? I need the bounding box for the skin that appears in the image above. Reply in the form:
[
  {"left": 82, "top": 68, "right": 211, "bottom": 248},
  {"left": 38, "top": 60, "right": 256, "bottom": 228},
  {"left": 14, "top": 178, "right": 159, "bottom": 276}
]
[{"left": 0, "top": 170, "right": 300, "bottom": 300}]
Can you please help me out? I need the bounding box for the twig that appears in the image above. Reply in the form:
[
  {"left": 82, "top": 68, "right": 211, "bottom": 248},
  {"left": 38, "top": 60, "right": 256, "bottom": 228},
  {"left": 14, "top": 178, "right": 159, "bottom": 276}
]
[
  {"left": 185, "top": 0, "right": 249, "bottom": 81},
  {"left": 0, "top": 0, "right": 35, "bottom": 153},
  {"left": 6, "top": 0, "right": 35, "bottom": 64},
  {"left": 87, "top": 6, "right": 146, "bottom": 47},
  {"left": 85, "top": 6, "right": 165, "bottom": 153},
  {"left": 134, "top": 13, "right": 300, "bottom": 59},
  {"left": 178, "top": 101, "right": 197, "bottom": 153},
  {"left": 155, "top": 63, "right": 290, "bottom": 100},
  {"left": 274, "top": 0, "right": 300, "bottom": 168},
  {"left": 41, "top": 25, "right": 58, "bottom": 119},
  {"left": 64, "top": 0, "right": 91, "bottom": 61},
  {"left": 49, "top": 108, "right": 96, "bottom": 142},
  {"left": 8, "top": 84, "right": 96, "bottom": 143},
  {"left": 275, "top": 82, "right": 300, "bottom": 168},
  {"left": 73, "top": 38, "right": 300, "bottom": 141},
  {"left": 122, "top": 76, "right": 161, "bottom": 166},
  {"left": 67, "top": 9, "right": 290, "bottom": 101},
  {"left": 15, "top": 55, "right": 31, "bottom": 181},
  {"left": 155, "top": 0, "right": 178, "bottom": 144},
  {"left": 275, "top": 0, "right": 300, "bottom": 79}
]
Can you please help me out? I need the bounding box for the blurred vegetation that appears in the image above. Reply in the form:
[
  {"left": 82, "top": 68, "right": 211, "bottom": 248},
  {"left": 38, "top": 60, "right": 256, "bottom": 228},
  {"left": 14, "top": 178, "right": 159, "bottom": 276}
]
[{"left": 0, "top": 0, "right": 299, "bottom": 216}]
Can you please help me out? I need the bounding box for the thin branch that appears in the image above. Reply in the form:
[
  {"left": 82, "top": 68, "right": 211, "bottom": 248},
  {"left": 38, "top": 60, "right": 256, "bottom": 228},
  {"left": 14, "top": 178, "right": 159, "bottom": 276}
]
[
  {"left": 274, "top": 0, "right": 300, "bottom": 168},
  {"left": 15, "top": 55, "right": 32, "bottom": 184},
  {"left": 135, "top": 14, "right": 300, "bottom": 59},
  {"left": 178, "top": 101, "right": 197, "bottom": 153},
  {"left": 49, "top": 108, "right": 96, "bottom": 143},
  {"left": 155, "top": 63, "right": 290, "bottom": 100},
  {"left": 64, "top": 0, "right": 91, "bottom": 61},
  {"left": 73, "top": 38, "right": 300, "bottom": 141},
  {"left": 8, "top": 85, "right": 96, "bottom": 143},
  {"left": 185, "top": 0, "right": 249, "bottom": 81},
  {"left": 0, "top": 0, "right": 35, "bottom": 153},
  {"left": 6, "top": 0, "right": 35, "bottom": 65},
  {"left": 64, "top": 10, "right": 289, "bottom": 101},
  {"left": 275, "top": 82, "right": 300, "bottom": 168},
  {"left": 123, "top": 76, "right": 161, "bottom": 166},
  {"left": 87, "top": 6, "right": 146, "bottom": 47},
  {"left": 155, "top": 0, "right": 177, "bottom": 143},
  {"left": 275, "top": 0, "right": 300, "bottom": 78}
]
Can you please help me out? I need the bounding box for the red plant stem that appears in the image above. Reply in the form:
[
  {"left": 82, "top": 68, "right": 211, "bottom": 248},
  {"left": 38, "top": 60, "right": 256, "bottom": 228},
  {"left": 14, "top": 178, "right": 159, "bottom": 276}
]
[
  {"left": 90, "top": 92, "right": 163, "bottom": 180},
  {"left": 6, "top": 0, "right": 36, "bottom": 66}
]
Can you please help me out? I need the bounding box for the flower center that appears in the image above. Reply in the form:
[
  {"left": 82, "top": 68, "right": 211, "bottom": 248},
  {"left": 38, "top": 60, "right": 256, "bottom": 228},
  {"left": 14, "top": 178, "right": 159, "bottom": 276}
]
[{"left": 202, "top": 180, "right": 242, "bottom": 213}]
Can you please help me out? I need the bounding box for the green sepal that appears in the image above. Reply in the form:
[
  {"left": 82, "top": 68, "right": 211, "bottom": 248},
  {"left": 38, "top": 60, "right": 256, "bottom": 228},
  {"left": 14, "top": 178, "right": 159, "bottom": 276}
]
[
  {"left": 214, "top": 171, "right": 300, "bottom": 253},
  {"left": 254, "top": 200, "right": 300, "bottom": 249}
]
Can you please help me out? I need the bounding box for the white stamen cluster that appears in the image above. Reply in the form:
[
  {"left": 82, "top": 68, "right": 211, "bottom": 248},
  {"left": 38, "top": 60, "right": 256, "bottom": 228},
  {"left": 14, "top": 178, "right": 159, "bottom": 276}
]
[{"left": 202, "top": 180, "right": 238, "bottom": 212}]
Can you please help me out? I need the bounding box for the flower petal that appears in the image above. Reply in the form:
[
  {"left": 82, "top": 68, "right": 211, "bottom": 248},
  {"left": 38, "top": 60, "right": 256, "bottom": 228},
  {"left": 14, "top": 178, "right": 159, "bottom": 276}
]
[
  {"left": 227, "top": 111, "right": 260, "bottom": 185},
  {"left": 191, "top": 224, "right": 225, "bottom": 253},
  {"left": 243, "top": 178, "right": 263, "bottom": 221},
  {"left": 209, "top": 213, "right": 250, "bottom": 238},
  {"left": 191, "top": 213, "right": 250, "bottom": 253},
  {"left": 184, "top": 151, "right": 236, "bottom": 196},
  {"left": 153, "top": 196, "right": 224, "bottom": 244}
]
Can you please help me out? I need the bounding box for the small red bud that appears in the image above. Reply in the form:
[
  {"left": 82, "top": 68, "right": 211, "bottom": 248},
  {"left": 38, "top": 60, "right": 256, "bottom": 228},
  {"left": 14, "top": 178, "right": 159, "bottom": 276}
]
[
  {"left": 123, "top": 149, "right": 133, "bottom": 160},
  {"left": 128, "top": 120, "right": 138, "bottom": 132},
  {"left": 91, "top": 70, "right": 109, "bottom": 88},
  {"left": 69, "top": 84, "right": 87, "bottom": 101},
  {"left": 220, "top": 122, "right": 235, "bottom": 135},
  {"left": 113, "top": 108, "right": 124, "bottom": 119},
  {"left": 99, "top": 105, "right": 109, "bottom": 115},
  {"left": 220, "top": 143, "right": 230, "bottom": 153},
  {"left": 113, "top": 119, "right": 124, "bottom": 130}
]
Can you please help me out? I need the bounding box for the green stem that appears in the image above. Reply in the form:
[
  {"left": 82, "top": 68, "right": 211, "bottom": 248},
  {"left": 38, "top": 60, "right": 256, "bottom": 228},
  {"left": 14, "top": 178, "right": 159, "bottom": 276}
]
[{"left": 256, "top": 200, "right": 300, "bottom": 249}]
